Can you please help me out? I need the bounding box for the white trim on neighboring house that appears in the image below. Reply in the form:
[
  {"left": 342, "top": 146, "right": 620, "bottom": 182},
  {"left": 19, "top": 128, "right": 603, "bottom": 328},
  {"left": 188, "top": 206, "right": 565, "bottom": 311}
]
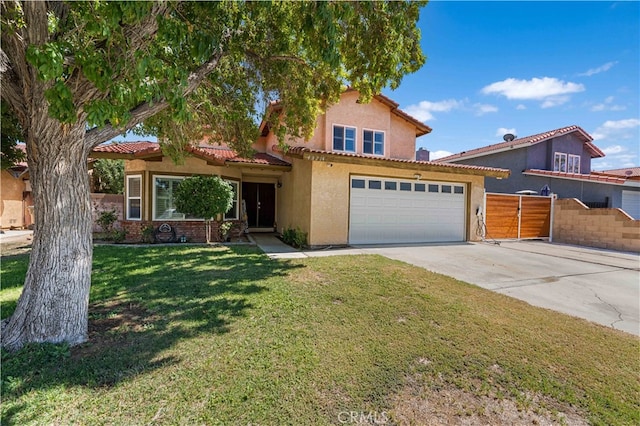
[{"left": 126, "top": 174, "right": 142, "bottom": 220}]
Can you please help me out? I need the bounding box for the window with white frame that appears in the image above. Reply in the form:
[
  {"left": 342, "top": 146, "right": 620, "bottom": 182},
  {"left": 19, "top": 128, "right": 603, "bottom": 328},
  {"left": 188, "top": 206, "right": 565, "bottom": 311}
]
[
  {"left": 568, "top": 154, "right": 580, "bottom": 173},
  {"left": 153, "top": 176, "right": 198, "bottom": 220},
  {"left": 224, "top": 180, "right": 239, "bottom": 220},
  {"left": 553, "top": 152, "right": 567, "bottom": 172},
  {"left": 333, "top": 125, "right": 356, "bottom": 152},
  {"left": 363, "top": 130, "right": 384, "bottom": 155},
  {"left": 126, "top": 175, "right": 142, "bottom": 220}
]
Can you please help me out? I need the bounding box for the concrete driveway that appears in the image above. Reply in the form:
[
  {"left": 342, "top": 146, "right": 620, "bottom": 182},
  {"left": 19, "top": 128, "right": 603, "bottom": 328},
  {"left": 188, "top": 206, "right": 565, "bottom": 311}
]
[
  {"left": 358, "top": 241, "right": 640, "bottom": 336},
  {"left": 253, "top": 235, "right": 639, "bottom": 335}
]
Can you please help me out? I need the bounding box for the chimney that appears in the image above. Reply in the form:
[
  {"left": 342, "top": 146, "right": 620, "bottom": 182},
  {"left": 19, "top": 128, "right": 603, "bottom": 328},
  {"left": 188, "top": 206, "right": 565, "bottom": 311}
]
[
  {"left": 503, "top": 133, "right": 516, "bottom": 142},
  {"left": 416, "top": 147, "right": 430, "bottom": 161}
]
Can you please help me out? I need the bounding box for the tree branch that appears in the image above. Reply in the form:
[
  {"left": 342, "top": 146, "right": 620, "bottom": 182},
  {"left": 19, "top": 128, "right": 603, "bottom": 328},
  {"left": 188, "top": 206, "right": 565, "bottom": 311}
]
[{"left": 85, "top": 40, "right": 230, "bottom": 149}]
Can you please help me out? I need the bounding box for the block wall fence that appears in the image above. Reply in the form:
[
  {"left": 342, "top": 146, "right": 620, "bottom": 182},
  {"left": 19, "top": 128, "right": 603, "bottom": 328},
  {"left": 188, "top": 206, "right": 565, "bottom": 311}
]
[{"left": 553, "top": 198, "right": 640, "bottom": 253}]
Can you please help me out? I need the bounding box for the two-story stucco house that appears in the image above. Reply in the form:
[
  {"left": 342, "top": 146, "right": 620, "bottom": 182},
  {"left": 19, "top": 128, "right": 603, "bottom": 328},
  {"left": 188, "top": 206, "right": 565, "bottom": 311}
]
[
  {"left": 93, "top": 91, "right": 509, "bottom": 246},
  {"left": 437, "top": 126, "right": 640, "bottom": 218}
]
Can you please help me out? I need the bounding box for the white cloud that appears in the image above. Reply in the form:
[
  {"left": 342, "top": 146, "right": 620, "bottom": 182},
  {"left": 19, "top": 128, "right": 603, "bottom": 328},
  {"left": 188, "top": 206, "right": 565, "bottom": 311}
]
[
  {"left": 403, "top": 99, "right": 463, "bottom": 122},
  {"left": 591, "top": 118, "right": 640, "bottom": 141},
  {"left": 541, "top": 96, "right": 571, "bottom": 109},
  {"left": 578, "top": 61, "right": 618, "bottom": 77},
  {"left": 590, "top": 95, "right": 626, "bottom": 112},
  {"left": 516, "top": 104, "right": 527, "bottom": 110},
  {"left": 473, "top": 103, "right": 498, "bottom": 116},
  {"left": 481, "top": 77, "right": 585, "bottom": 101},
  {"left": 601, "top": 145, "right": 624, "bottom": 155},
  {"left": 496, "top": 128, "right": 517, "bottom": 138},
  {"left": 429, "top": 150, "right": 454, "bottom": 160}
]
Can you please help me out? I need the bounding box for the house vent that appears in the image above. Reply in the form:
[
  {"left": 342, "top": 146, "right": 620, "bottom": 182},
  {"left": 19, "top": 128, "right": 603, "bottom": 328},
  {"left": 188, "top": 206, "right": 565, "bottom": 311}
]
[{"left": 503, "top": 133, "right": 516, "bottom": 142}]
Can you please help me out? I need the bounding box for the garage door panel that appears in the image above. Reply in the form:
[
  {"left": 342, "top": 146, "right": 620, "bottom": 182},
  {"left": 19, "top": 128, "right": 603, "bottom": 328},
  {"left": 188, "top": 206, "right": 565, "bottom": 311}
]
[{"left": 349, "top": 176, "right": 466, "bottom": 244}]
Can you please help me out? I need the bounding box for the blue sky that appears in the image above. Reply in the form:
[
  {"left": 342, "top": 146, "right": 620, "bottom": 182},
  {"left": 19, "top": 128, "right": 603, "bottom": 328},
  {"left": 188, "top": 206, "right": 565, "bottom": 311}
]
[
  {"left": 384, "top": 1, "right": 639, "bottom": 170},
  {"left": 113, "top": 1, "right": 639, "bottom": 171}
]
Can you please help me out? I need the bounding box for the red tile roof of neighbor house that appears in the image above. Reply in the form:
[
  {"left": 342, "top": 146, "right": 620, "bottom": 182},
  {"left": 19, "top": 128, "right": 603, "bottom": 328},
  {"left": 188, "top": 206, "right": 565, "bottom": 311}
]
[
  {"left": 437, "top": 125, "right": 605, "bottom": 162},
  {"left": 592, "top": 167, "right": 640, "bottom": 180},
  {"left": 277, "top": 146, "right": 510, "bottom": 177},
  {"left": 523, "top": 169, "right": 628, "bottom": 185},
  {"left": 92, "top": 142, "right": 291, "bottom": 167}
]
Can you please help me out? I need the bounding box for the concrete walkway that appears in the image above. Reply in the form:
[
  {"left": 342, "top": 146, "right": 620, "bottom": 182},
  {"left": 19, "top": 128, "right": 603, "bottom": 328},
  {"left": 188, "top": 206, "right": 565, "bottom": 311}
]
[{"left": 251, "top": 234, "right": 640, "bottom": 335}]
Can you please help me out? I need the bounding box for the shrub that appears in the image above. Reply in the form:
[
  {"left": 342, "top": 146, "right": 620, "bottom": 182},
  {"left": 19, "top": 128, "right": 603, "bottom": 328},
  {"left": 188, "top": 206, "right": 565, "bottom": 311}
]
[
  {"left": 219, "top": 221, "right": 233, "bottom": 241},
  {"left": 96, "top": 210, "right": 118, "bottom": 234},
  {"left": 141, "top": 225, "right": 155, "bottom": 243},
  {"left": 281, "top": 227, "right": 307, "bottom": 249}
]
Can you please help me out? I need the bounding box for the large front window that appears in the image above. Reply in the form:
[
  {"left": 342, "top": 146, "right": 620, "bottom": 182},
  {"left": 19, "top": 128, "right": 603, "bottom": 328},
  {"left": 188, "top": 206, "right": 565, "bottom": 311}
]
[
  {"left": 154, "top": 176, "right": 188, "bottom": 220},
  {"left": 333, "top": 125, "right": 356, "bottom": 152},
  {"left": 363, "top": 130, "right": 384, "bottom": 155}
]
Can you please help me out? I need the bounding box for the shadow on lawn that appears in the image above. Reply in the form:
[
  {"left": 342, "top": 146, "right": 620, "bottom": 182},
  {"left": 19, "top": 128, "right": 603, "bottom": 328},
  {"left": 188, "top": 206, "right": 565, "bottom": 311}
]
[{"left": 1, "top": 245, "right": 302, "bottom": 425}]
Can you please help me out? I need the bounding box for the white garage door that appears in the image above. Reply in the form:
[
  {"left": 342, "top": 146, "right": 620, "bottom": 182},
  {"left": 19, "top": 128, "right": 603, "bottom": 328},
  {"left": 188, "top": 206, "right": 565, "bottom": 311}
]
[
  {"left": 621, "top": 190, "right": 640, "bottom": 219},
  {"left": 349, "top": 176, "right": 466, "bottom": 244}
]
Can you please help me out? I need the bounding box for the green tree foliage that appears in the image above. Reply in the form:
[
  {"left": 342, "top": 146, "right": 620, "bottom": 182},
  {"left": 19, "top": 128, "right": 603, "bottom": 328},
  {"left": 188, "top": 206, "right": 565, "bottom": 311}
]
[
  {"left": 0, "top": 0, "right": 427, "bottom": 350},
  {"left": 1, "top": 101, "right": 25, "bottom": 169},
  {"left": 174, "top": 176, "right": 234, "bottom": 243},
  {"left": 91, "top": 159, "right": 124, "bottom": 194}
]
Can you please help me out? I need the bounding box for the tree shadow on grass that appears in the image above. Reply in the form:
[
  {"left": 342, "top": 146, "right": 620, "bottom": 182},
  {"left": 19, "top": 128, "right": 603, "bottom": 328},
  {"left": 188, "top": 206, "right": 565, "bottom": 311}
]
[{"left": 1, "top": 245, "right": 303, "bottom": 425}]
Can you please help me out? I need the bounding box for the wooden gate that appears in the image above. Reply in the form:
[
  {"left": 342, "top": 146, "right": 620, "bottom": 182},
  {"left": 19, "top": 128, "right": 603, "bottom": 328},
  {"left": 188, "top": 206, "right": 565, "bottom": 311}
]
[{"left": 483, "top": 193, "right": 553, "bottom": 240}]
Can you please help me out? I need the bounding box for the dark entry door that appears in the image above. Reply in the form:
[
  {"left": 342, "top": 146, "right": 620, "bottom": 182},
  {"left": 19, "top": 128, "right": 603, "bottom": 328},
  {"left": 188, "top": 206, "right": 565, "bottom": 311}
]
[{"left": 242, "top": 182, "right": 275, "bottom": 229}]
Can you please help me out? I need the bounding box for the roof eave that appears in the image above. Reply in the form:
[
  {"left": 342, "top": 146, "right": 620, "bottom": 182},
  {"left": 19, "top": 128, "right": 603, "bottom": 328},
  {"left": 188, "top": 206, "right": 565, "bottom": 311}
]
[{"left": 288, "top": 149, "right": 510, "bottom": 178}]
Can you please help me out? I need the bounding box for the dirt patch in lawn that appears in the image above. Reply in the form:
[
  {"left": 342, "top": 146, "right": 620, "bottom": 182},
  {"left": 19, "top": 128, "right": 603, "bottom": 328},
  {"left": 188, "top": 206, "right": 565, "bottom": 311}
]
[
  {"left": 389, "top": 373, "right": 588, "bottom": 426},
  {"left": 71, "top": 300, "right": 161, "bottom": 359}
]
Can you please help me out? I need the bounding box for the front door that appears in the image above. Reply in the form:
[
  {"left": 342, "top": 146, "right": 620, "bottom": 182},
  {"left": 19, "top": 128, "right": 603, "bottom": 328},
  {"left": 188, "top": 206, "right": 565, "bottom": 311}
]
[{"left": 242, "top": 182, "right": 275, "bottom": 229}]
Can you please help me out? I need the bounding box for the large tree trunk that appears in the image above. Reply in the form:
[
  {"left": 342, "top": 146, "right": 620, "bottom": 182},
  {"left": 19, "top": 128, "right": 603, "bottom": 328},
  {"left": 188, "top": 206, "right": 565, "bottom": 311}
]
[{"left": 2, "top": 119, "right": 93, "bottom": 351}]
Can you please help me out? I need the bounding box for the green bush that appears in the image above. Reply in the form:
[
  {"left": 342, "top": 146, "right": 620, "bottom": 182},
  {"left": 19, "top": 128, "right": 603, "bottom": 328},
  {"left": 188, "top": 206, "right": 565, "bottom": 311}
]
[
  {"left": 95, "top": 210, "right": 126, "bottom": 242},
  {"left": 96, "top": 210, "right": 118, "bottom": 234},
  {"left": 141, "top": 225, "right": 155, "bottom": 243},
  {"left": 281, "top": 227, "right": 307, "bottom": 249}
]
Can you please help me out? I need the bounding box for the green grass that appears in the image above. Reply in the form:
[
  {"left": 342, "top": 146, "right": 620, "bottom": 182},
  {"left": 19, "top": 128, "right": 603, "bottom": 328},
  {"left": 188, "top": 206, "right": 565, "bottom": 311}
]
[{"left": 1, "top": 246, "right": 638, "bottom": 425}]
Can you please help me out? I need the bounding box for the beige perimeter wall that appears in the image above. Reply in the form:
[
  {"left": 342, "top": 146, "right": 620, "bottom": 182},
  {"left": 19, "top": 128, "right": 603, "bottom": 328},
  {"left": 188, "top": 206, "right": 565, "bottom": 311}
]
[
  {"left": 553, "top": 198, "right": 640, "bottom": 253},
  {"left": 1, "top": 170, "right": 26, "bottom": 229}
]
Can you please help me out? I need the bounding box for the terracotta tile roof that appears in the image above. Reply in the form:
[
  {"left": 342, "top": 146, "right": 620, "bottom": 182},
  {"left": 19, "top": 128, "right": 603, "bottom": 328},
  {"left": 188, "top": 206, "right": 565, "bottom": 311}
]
[
  {"left": 277, "top": 145, "right": 510, "bottom": 177},
  {"left": 92, "top": 142, "right": 290, "bottom": 167},
  {"left": 523, "top": 169, "right": 627, "bottom": 185},
  {"left": 592, "top": 167, "right": 640, "bottom": 180},
  {"left": 93, "top": 141, "right": 158, "bottom": 154},
  {"left": 438, "top": 125, "right": 604, "bottom": 162}
]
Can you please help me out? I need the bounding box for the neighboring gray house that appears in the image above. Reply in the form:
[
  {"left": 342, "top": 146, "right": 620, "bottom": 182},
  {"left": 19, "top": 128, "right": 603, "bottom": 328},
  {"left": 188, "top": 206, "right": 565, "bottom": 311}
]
[{"left": 437, "top": 125, "right": 640, "bottom": 218}]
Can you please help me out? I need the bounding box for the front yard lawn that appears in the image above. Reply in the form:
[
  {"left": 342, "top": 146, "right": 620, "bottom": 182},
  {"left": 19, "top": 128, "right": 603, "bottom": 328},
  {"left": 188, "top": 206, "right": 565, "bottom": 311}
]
[{"left": 1, "top": 246, "right": 638, "bottom": 425}]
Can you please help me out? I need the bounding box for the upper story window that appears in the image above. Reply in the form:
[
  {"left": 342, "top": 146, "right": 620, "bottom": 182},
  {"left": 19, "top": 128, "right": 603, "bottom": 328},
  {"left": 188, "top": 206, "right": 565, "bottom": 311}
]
[
  {"left": 567, "top": 154, "right": 580, "bottom": 174},
  {"left": 363, "top": 130, "right": 384, "bottom": 155},
  {"left": 554, "top": 152, "right": 580, "bottom": 173},
  {"left": 333, "top": 125, "right": 356, "bottom": 152}
]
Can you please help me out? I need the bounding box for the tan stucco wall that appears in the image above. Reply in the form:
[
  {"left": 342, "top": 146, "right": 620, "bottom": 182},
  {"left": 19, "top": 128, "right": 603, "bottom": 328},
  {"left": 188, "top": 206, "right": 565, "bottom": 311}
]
[
  {"left": 553, "top": 198, "right": 640, "bottom": 252},
  {"left": 276, "top": 158, "right": 312, "bottom": 236},
  {"left": 297, "top": 160, "right": 487, "bottom": 246},
  {"left": 1, "top": 170, "right": 26, "bottom": 229},
  {"left": 263, "top": 91, "right": 419, "bottom": 161}
]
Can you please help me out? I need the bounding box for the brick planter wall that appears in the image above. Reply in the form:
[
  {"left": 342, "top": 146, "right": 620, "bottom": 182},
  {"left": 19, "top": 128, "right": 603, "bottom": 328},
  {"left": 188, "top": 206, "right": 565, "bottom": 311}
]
[
  {"left": 121, "top": 220, "right": 243, "bottom": 243},
  {"left": 553, "top": 198, "right": 640, "bottom": 252}
]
